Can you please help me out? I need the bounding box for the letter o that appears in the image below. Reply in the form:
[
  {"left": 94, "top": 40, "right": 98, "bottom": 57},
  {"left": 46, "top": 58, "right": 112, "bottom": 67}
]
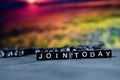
[
  {"left": 82, "top": 52, "right": 87, "bottom": 57},
  {"left": 46, "top": 53, "right": 52, "bottom": 59}
]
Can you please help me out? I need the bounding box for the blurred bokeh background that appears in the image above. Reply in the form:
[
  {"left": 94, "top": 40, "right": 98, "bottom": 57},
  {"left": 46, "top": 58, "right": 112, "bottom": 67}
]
[{"left": 0, "top": 0, "right": 120, "bottom": 48}]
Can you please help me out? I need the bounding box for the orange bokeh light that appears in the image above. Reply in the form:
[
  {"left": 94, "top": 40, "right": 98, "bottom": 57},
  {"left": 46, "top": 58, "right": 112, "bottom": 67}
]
[
  {"left": 27, "top": 0, "right": 36, "bottom": 3},
  {"left": 26, "top": 0, "right": 52, "bottom": 3}
]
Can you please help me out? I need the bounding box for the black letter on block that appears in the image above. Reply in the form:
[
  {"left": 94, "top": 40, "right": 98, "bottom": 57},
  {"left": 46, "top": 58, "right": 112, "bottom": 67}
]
[
  {"left": 57, "top": 52, "right": 69, "bottom": 60},
  {"left": 0, "top": 50, "right": 5, "bottom": 57},
  {"left": 62, "top": 52, "right": 69, "bottom": 59},
  {"left": 36, "top": 49, "right": 44, "bottom": 60},
  {"left": 45, "top": 52, "right": 62, "bottom": 60},
  {"left": 105, "top": 50, "right": 112, "bottom": 57},
  {"left": 45, "top": 52, "right": 52, "bottom": 60},
  {"left": 87, "top": 51, "right": 96, "bottom": 58},
  {"left": 93, "top": 50, "right": 112, "bottom": 58},
  {"left": 90, "top": 52, "right": 96, "bottom": 58},
  {"left": 37, "top": 52, "right": 69, "bottom": 60},
  {"left": 72, "top": 52, "right": 80, "bottom": 59},
  {"left": 79, "top": 51, "right": 89, "bottom": 58}
]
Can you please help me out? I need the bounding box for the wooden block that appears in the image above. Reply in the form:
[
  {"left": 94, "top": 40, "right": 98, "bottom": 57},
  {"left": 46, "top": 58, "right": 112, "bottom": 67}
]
[
  {"left": 72, "top": 50, "right": 112, "bottom": 59},
  {"left": 0, "top": 49, "right": 24, "bottom": 57},
  {"left": 36, "top": 49, "right": 69, "bottom": 60}
]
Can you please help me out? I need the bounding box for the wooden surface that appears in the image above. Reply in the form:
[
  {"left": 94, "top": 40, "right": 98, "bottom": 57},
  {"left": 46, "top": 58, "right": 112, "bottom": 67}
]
[{"left": 0, "top": 49, "right": 120, "bottom": 80}]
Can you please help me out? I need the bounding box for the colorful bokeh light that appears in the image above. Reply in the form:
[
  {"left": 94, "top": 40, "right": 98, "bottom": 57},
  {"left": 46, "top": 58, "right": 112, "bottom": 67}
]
[{"left": 27, "top": 0, "right": 36, "bottom": 3}]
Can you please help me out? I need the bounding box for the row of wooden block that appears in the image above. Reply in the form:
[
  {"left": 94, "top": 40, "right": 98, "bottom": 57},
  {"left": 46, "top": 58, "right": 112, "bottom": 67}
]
[{"left": 36, "top": 50, "right": 112, "bottom": 60}]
